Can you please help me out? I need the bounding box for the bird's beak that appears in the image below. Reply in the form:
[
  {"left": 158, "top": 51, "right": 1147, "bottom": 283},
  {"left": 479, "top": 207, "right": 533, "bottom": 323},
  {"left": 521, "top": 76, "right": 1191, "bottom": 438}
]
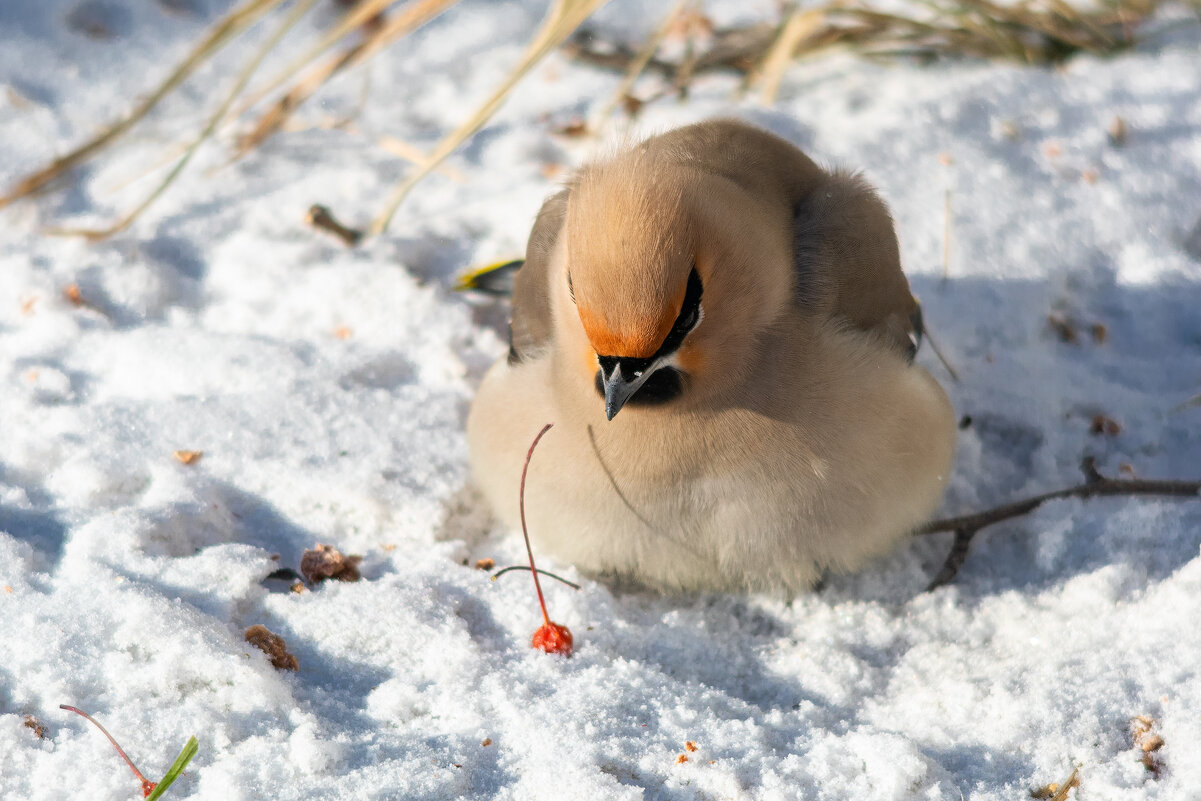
[{"left": 600, "top": 358, "right": 654, "bottom": 421}]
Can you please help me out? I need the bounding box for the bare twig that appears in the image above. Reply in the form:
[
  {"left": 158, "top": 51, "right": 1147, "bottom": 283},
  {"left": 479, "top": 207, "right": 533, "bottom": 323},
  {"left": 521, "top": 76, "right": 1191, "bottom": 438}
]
[
  {"left": 925, "top": 529, "right": 974, "bottom": 590},
  {"left": 921, "top": 458, "right": 1201, "bottom": 589}
]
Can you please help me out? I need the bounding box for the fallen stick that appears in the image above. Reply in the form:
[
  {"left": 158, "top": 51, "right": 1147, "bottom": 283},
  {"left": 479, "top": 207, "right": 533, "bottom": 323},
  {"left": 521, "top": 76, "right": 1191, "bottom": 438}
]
[{"left": 920, "top": 457, "right": 1201, "bottom": 589}]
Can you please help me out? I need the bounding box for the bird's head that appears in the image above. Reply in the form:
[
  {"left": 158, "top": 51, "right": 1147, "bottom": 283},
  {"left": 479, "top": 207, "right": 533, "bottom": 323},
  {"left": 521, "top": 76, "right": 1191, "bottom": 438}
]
[{"left": 559, "top": 148, "right": 795, "bottom": 420}]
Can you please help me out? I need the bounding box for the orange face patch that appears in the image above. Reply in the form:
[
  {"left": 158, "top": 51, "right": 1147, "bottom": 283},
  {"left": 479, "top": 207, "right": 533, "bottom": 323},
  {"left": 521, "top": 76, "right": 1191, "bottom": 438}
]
[{"left": 576, "top": 280, "right": 688, "bottom": 359}]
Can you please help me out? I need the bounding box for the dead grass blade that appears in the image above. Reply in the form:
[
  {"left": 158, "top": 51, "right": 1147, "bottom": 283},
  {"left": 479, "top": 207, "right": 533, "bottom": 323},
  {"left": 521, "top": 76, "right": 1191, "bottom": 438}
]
[
  {"left": 368, "top": 0, "right": 611, "bottom": 236},
  {"left": 590, "top": 0, "right": 691, "bottom": 130},
  {"left": 1172, "top": 391, "right": 1201, "bottom": 413},
  {"left": 47, "top": 0, "right": 320, "bottom": 239},
  {"left": 235, "top": 0, "right": 460, "bottom": 156},
  {"left": 757, "top": 5, "right": 827, "bottom": 105},
  {"left": 232, "top": 0, "right": 405, "bottom": 115},
  {"left": 0, "top": 0, "right": 284, "bottom": 209},
  {"left": 378, "top": 136, "right": 466, "bottom": 182},
  {"left": 569, "top": 0, "right": 1169, "bottom": 81}
]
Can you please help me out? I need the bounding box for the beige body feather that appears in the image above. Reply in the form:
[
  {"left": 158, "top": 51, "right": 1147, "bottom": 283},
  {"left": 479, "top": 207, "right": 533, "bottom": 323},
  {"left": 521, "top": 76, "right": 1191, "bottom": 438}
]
[{"left": 468, "top": 119, "right": 955, "bottom": 593}]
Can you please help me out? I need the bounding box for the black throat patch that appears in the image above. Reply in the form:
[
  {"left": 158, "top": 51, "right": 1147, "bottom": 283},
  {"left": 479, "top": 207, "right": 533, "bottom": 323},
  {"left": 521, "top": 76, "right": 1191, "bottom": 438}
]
[{"left": 594, "top": 367, "right": 683, "bottom": 406}]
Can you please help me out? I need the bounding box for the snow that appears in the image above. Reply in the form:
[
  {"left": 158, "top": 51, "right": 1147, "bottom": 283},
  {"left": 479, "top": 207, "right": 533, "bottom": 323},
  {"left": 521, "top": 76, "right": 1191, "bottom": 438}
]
[{"left": 2, "top": 1, "right": 1200, "bottom": 799}]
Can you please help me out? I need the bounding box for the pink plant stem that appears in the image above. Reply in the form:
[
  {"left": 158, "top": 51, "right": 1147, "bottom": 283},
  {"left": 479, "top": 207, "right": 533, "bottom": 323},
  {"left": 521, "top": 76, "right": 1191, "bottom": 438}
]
[
  {"left": 59, "top": 705, "right": 153, "bottom": 789},
  {"left": 519, "top": 423, "right": 555, "bottom": 628}
]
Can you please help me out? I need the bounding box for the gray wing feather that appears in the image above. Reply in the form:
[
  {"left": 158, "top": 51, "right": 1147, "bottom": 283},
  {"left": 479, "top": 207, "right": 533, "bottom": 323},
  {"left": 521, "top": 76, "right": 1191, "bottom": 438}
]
[
  {"left": 509, "top": 189, "right": 569, "bottom": 364},
  {"left": 792, "top": 171, "right": 920, "bottom": 357}
]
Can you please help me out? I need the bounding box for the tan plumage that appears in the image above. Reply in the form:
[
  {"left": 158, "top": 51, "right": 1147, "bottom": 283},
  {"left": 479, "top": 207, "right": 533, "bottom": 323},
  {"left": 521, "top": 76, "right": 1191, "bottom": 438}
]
[{"left": 468, "top": 119, "right": 955, "bottom": 593}]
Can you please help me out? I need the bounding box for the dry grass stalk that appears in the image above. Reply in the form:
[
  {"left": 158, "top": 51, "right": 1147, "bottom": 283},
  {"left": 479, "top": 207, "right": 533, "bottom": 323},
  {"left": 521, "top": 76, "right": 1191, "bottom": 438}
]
[
  {"left": 231, "top": 0, "right": 406, "bottom": 115},
  {"left": 367, "top": 0, "right": 611, "bottom": 235},
  {"left": 757, "top": 6, "right": 826, "bottom": 105},
  {"left": 378, "top": 136, "right": 466, "bottom": 182},
  {"left": 589, "top": 0, "right": 692, "bottom": 131},
  {"left": 236, "top": 0, "right": 460, "bottom": 157},
  {"left": 1173, "top": 391, "right": 1201, "bottom": 412},
  {"left": 0, "top": 0, "right": 285, "bottom": 210},
  {"left": 47, "top": 0, "right": 320, "bottom": 240},
  {"left": 4, "top": 0, "right": 1178, "bottom": 241},
  {"left": 942, "top": 187, "right": 953, "bottom": 279},
  {"left": 570, "top": 0, "right": 1163, "bottom": 83}
]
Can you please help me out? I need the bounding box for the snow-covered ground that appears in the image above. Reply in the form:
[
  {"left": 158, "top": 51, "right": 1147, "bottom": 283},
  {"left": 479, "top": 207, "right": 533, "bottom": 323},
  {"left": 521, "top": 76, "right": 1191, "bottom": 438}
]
[{"left": 2, "top": 1, "right": 1200, "bottom": 798}]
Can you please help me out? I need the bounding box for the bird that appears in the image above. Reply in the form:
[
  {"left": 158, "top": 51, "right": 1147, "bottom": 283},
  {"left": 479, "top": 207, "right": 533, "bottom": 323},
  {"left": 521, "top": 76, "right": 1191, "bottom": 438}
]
[{"left": 466, "top": 119, "right": 955, "bottom": 594}]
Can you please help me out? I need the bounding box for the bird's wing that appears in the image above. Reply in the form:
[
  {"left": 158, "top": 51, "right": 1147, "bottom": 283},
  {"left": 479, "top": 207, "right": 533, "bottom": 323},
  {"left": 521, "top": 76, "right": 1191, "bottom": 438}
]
[
  {"left": 508, "top": 188, "right": 569, "bottom": 364},
  {"left": 644, "top": 120, "right": 921, "bottom": 359},
  {"left": 792, "top": 171, "right": 921, "bottom": 360}
]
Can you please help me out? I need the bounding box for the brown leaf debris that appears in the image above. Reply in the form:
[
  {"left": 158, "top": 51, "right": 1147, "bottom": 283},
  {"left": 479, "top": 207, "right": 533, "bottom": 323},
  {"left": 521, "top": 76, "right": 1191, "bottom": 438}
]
[
  {"left": 300, "top": 543, "right": 363, "bottom": 584},
  {"left": 244, "top": 624, "right": 299, "bottom": 671},
  {"left": 1048, "top": 313, "right": 1079, "bottom": 344},
  {"left": 1090, "top": 413, "right": 1122, "bottom": 436},
  {"left": 1132, "top": 715, "right": 1165, "bottom": 776},
  {"left": 1031, "top": 767, "right": 1079, "bottom": 800},
  {"left": 173, "top": 449, "right": 204, "bottom": 465},
  {"left": 23, "top": 715, "right": 46, "bottom": 739},
  {"left": 552, "top": 118, "right": 588, "bottom": 138}
]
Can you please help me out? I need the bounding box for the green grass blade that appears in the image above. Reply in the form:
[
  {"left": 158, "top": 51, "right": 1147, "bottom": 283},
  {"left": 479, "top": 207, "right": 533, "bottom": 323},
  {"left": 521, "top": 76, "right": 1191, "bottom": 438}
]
[{"left": 145, "top": 737, "right": 199, "bottom": 801}]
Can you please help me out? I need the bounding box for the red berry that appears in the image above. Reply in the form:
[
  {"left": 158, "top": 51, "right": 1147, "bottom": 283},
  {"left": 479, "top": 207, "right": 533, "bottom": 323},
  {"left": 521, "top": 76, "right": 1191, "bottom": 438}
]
[{"left": 531, "top": 622, "right": 573, "bottom": 655}]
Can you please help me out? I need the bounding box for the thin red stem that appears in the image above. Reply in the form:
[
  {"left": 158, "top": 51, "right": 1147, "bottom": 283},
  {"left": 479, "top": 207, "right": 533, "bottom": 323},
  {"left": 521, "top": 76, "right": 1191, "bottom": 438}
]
[
  {"left": 60, "top": 705, "right": 153, "bottom": 789},
  {"left": 519, "top": 423, "right": 555, "bottom": 628}
]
